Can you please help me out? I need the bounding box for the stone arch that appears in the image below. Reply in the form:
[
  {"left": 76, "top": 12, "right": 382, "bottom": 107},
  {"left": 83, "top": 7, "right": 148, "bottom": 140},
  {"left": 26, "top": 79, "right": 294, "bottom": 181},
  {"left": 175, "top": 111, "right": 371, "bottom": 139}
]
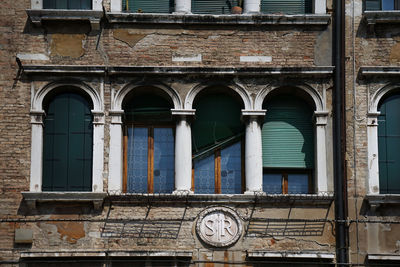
[
  {"left": 184, "top": 81, "right": 252, "bottom": 110},
  {"left": 112, "top": 81, "right": 182, "bottom": 111},
  {"left": 369, "top": 83, "right": 400, "bottom": 113},
  {"left": 255, "top": 83, "right": 324, "bottom": 111},
  {"left": 32, "top": 80, "right": 103, "bottom": 112}
]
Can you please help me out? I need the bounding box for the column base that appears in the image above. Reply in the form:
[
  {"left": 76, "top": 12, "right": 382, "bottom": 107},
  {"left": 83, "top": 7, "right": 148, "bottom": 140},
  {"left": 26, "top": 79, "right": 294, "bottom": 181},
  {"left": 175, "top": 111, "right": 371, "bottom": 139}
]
[
  {"left": 172, "top": 189, "right": 194, "bottom": 195},
  {"left": 244, "top": 190, "right": 266, "bottom": 196}
]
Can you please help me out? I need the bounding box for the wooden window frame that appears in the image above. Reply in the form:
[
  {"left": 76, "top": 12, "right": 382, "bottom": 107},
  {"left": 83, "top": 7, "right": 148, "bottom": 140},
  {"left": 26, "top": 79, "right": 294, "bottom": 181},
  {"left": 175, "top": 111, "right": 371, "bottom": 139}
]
[
  {"left": 192, "top": 138, "right": 245, "bottom": 194},
  {"left": 123, "top": 123, "right": 174, "bottom": 193},
  {"left": 263, "top": 168, "right": 313, "bottom": 194}
]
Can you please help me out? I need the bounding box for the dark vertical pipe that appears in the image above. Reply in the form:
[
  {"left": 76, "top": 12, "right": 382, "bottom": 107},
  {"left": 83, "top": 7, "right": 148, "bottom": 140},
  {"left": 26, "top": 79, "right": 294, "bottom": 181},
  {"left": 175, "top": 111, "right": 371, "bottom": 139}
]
[{"left": 333, "top": 0, "right": 348, "bottom": 265}]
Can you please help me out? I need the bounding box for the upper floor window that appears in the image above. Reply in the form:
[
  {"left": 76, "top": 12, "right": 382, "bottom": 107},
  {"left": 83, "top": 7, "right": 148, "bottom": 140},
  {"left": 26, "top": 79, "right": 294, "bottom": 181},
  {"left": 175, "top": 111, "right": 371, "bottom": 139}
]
[
  {"left": 43, "top": 0, "right": 92, "bottom": 9},
  {"left": 42, "top": 91, "right": 93, "bottom": 191},
  {"left": 192, "top": 90, "right": 244, "bottom": 194},
  {"left": 366, "top": 0, "right": 400, "bottom": 10},
  {"left": 123, "top": 0, "right": 174, "bottom": 13},
  {"left": 261, "top": 0, "right": 312, "bottom": 14},
  {"left": 123, "top": 92, "right": 175, "bottom": 193},
  {"left": 262, "top": 94, "right": 314, "bottom": 194},
  {"left": 191, "top": 0, "right": 240, "bottom": 14},
  {"left": 378, "top": 93, "right": 400, "bottom": 194}
]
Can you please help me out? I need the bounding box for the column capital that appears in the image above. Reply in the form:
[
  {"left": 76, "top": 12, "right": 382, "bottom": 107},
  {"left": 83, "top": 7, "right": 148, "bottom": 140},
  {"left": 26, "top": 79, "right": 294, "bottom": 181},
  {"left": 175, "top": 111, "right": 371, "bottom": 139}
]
[
  {"left": 171, "top": 109, "right": 196, "bottom": 116},
  {"left": 30, "top": 110, "right": 45, "bottom": 125},
  {"left": 367, "top": 112, "right": 380, "bottom": 127},
  {"left": 109, "top": 110, "right": 124, "bottom": 124},
  {"left": 92, "top": 110, "right": 105, "bottom": 125},
  {"left": 313, "top": 111, "right": 329, "bottom": 126},
  {"left": 242, "top": 110, "right": 266, "bottom": 117}
]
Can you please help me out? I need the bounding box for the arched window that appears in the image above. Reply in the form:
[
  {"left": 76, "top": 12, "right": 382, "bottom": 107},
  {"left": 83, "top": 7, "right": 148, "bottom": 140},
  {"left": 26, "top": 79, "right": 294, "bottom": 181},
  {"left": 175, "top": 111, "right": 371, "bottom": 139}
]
[
  {"left": 42, "top": 92, "right": 93, "bottom": 191},
  {"left": 378, "top": 93, "right": 400, "bottom": 194},
  {"left": 123, "top": 92, "right": 175, "bottom": 193},
  {"left": 192, "top": 91, "right": 244, "bottom": 194},
  {"left": 262, "top": 94, "right": 314, "bottom": 194}
]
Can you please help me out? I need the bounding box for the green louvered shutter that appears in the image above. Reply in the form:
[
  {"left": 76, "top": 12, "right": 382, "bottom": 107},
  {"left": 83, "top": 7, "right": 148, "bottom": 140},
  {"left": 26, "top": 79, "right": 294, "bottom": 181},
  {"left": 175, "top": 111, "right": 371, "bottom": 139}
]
[
  {"left": 191, "top": 0, "right": 239, "bottom": 14},
  {"left": 42, "top": 92, "right": 93, "bottom": 191},
  {"left": 378, "top": 94, "right": 400, "bottom": 194},
  {"left": 262, "top": 95, "right": 314, "bottom": 169},
  {"left": 123, "top": 0, "right": 174, "bottom": 13},
  {"left": 365, "top": 0, "right": 382, "bottom": 10},
  {"left": 43, "top": 0, "right": 91, "bottom": 9},
  {"left": 261, "top": 0, "right": 312, "bottom": 14},
  {"left": 192, "top": 93, "right": 244, "bottom": 153}
]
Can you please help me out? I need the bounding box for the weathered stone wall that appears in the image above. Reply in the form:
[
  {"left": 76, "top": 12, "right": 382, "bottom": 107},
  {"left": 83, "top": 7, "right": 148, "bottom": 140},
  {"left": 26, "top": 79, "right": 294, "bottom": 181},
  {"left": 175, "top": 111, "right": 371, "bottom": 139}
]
[{"left": 0, "top": 0, "right": 338, "bottom": 266}]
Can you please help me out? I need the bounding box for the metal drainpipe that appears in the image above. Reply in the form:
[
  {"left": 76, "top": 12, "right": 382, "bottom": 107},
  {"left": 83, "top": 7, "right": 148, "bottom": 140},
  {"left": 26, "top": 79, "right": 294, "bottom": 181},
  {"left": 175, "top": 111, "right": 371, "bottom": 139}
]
[{"left": 333, "top": 0, "right": 348, "bottom": 265}]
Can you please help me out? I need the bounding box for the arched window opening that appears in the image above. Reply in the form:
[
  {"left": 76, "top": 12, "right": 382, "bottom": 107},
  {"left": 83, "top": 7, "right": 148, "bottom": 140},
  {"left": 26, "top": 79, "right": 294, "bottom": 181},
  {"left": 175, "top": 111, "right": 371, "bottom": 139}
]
[
  {"left": 192, "top": 90, "right": 245, "bottom": 194},
  {"left": 123, "top": 91, "right": 175, "bottom": 194},
  {"left": 42, "top": 91, "right": 93, "bottom": 191},
  {"left": 262, "top": 94, "right": 314, "bottom": 194},
  {"left": 378, "top": 93, "right": 400, "bottom": 194}
]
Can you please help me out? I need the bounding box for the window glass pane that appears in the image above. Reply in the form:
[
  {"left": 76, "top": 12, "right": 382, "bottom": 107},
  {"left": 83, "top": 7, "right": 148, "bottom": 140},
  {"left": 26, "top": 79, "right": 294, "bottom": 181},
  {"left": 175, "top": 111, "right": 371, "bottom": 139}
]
[
  {"left": 263, "top": 173, "right": 282, "bottom": 194},
  {"left": 127, "top": 127, "right": 148, "bottom": 193},
  {"left": 288, "top": 174, "right": 309, "bottom": 194},
  {"left": 382, "top": 0, "right": 395, "bottom": 10},
  {"left": 220, "top": 142, "right": 242, "bottom": 194},
  {"left": 153, "top": 128, "right": 175, "bottom": 193},
  {"left": 194, "top": 154, "right": 215, "bottom": 194}
]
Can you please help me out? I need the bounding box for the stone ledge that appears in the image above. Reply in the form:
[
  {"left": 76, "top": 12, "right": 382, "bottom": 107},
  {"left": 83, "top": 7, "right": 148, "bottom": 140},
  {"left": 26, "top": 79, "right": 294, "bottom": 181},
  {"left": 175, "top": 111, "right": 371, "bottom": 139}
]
[
  {"left": 364, "top": 11, "right": 400, "bottom": 24},
  {"left": 247, "top": 250, "right": 335, "bottom": 259},
  {"left": 368, "top": 254, "right": 400, "bottom": 261},
  {"left": 365, "top": 194, "right": 400, "bottom": 211},
  {"left": 26, "top": 9, "right": 103, "bottom": 30},
  {"left": 20, "top": 250, "right": 192, "bottom": 258},
  {"left": 106, "top": 13, "right": 331, "bottom": 26},
  {"left": 21, "top": 192, "right": 107, "bottom": 210},
  {"left": 107, "top": 192, "right": 334, "bottom": 206},
  {"left": 22, "top": 65, "right": 334, "bottom": 77},
  {"left": 359, "top": 66, "right": 400, "bottom": 77}
]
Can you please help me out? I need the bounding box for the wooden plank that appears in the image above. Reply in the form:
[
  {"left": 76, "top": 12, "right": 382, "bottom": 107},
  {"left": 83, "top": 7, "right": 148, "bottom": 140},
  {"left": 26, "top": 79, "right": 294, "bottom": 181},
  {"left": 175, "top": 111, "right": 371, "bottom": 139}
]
[
  {"left": 215, "top": 150, "right": 221, "bottom": 194},
  {"left": 191, "top": 165, "right": 195, "bottom": 192},
  {"left": 282, "top": 173, "right": 288, "bottom": 194},
  {"left": 123, "top": 129, "right": 128, "bottom": 193},
  {"left": 148, "top": 127, "right": 154, "bottom": 193}
]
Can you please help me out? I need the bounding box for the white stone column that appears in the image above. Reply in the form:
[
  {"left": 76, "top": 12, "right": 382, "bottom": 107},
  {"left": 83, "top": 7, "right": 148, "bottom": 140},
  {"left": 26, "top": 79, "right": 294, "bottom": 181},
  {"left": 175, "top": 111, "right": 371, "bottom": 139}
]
[
  {"left": 108, "top": 111, "right": 124, "bottom": 193},
  {"left": 92, "top": 111, "right": 104, "bottom": 192},
  {"left": 29, "top": 111, "right": 45, "bottom": 192},
  {"left": 314, "top": 0, "right": 326, "bottom": 14},
  {"left": 314, "top": 111, "right": 329, "bottom": 193},
  {"left": 111, "top": 0, "right": 122, "bottom": 12},
  {"left": 175, "top": 0, "right": 191, "bottom": 14},
  {"left": 242, "top": 111, "right": 265, "bottom": 194},
  {"left": 243, "top": 0, "right": 261, "bottom": 14},
  {"left": 31, "top": 0, "right": 42, "bottom": 9},
  {"left": 172, "top": 110, "right": 195, "bottom": 194},
  {"left": 92, "top": 0, "right": 102, "bottom": 10},
  {"left": 367, "top": 112, "right": 380, "bottom": 195}
]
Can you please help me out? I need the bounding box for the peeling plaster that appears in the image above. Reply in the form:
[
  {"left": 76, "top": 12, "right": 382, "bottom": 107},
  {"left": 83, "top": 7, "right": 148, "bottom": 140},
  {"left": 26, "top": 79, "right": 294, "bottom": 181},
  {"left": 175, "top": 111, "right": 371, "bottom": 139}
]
[
  {"left": 113, "top": 29, "right": 147, "bottom": 47},
  {"left": 48, "top": 222, "right": 85, "bottom": 244},
  {"left": 50, "top": 34, "right": 85, "bottom": 58}
]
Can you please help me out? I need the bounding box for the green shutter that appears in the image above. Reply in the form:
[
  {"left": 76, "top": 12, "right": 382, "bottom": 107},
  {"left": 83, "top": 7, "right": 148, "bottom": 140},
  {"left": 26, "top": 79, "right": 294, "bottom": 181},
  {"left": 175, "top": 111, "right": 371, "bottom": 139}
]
[
  {"left": 43, "top": 92, "right": 92, "bottom": 191},
  {"left": 262, "top": 95, "right": 314, "bottom": 169},
  {"left": 192, "top": 93, "right": 244, "bottom": 153},
  {"left": 365, "top": 0, "right": 382, "bottom": 10},
  {"left": 43, "top": 0, "right": 91, "bottom": 9},
  {"left": 191, "top": 0, "right": 239, "bottom": 14},
  {"left": 123, "top": 0, "right": 174, "bottom": 13},
  {"left": 378, "top": 94, "right": 400, "bottom": 194},
  {"left": 123, "top": 94, "right": 172, "bottom": 122},
  {"left": 261, "top": 0, "right": 312, "bottom": 14}
]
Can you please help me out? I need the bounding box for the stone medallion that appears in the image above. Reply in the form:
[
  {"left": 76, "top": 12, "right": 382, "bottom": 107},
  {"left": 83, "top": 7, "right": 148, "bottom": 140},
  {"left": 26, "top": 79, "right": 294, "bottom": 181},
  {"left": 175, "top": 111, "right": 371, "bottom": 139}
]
[{"left": 196, "top": 207, "right": 242, "bottom": 247}]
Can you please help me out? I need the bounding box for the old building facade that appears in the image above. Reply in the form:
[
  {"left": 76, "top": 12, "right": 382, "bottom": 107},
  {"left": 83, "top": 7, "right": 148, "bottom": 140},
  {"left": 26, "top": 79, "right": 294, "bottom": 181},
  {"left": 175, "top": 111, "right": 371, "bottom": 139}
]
[{"left": 0, "top": 0, "right": 398, "bottom": 266}]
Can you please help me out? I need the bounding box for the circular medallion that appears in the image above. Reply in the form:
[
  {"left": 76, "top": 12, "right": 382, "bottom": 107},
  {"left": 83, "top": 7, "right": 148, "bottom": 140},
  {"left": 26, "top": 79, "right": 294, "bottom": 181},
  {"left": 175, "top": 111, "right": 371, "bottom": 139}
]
[{"left": 196, "top": 207, "right": 242, "bottom": 248}]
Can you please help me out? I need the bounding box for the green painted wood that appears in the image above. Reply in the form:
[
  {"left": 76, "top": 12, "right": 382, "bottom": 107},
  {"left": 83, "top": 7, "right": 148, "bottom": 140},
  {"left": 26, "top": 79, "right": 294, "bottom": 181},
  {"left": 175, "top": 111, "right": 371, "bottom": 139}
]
[
  {"left": 123, "top": 94, "right": 172, "bottom": 122},
  {"left": 378, "top": 94, "right": 400, "bottom": 194},
  {"left": 192, "top": 93, "right": 244, "bottom": 153},
  {"left": 43, "top": 92, "right": 92, "bottom": 191},
  {"left": 43, "top": 0, "right": 91, "bottom": 9},
  {"left": 262, "top": 95, "right": 314, "bottom": 169},
  {"left": 191, "top": 0, "right": 239, "bottom": 14},
  {"left": 365, "top": 0, "right": 382, "bottom": 10},
  {"left": 261, "top": 0, "right": 312, "bottom": 14},
  {"left": 123, "top": 0, "right": 174, "bottom": 13}
]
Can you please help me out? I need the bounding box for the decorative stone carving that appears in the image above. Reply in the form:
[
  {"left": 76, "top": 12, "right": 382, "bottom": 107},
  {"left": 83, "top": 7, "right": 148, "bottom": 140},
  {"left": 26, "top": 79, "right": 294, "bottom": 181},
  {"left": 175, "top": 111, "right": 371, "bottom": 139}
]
[{"left": 196, "top": 207, "right": 242, "bottom": 247}]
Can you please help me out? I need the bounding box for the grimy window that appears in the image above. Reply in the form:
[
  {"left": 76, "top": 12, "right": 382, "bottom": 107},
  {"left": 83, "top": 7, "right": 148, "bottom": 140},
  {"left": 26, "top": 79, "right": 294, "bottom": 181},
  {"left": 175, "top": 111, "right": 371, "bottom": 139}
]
[{"left": 43, "top": 0, "right": 92, "bottom": 9}]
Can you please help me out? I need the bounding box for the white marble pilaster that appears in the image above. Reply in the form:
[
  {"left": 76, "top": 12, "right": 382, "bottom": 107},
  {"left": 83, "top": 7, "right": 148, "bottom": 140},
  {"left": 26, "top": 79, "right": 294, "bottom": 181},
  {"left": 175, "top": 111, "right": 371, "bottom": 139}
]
[
  {"left": 108, "top": 110, "right": 124, "bottom": 193},
  {"left": 174, "top": 0, "right": 191, "bottom": 14},
  {"left": 243, "top": 0, "right": 260, "bottom": 14},
  {"left": 367, "top": 112, "right": 380, "bottom": 195},
  {"left": 314, "top": 111, "right": 329, "bottom": 193},
  {"left": 30, "top": 111, "right": 45, "bottom": 192}
]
